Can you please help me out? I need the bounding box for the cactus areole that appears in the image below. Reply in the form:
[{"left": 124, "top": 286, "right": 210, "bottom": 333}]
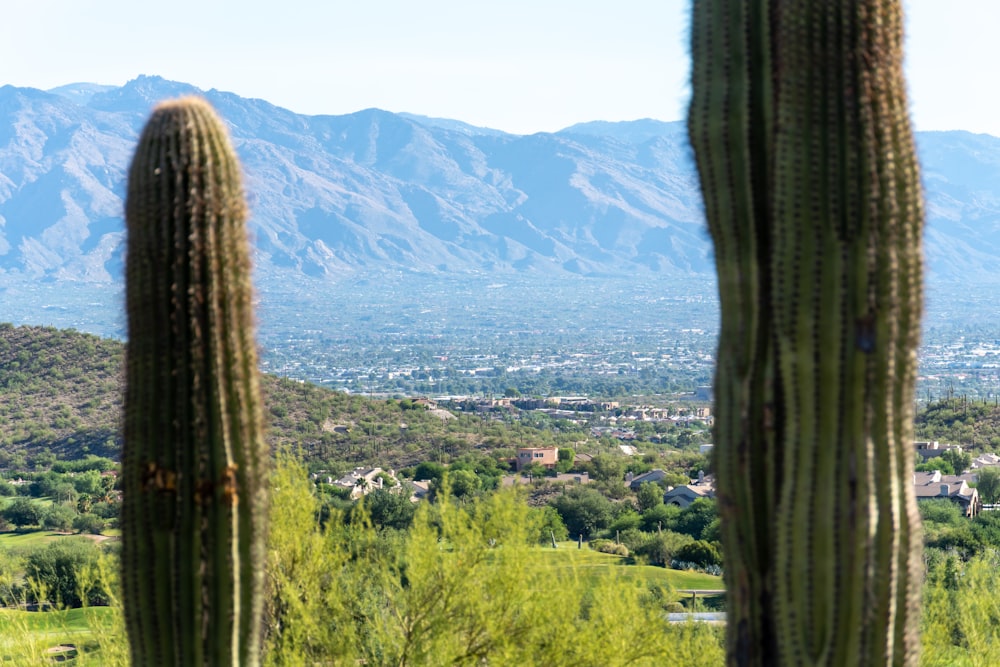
[
  {"left": 122, "top": 97, "right": 268, "bottom": 667},
  {"left": 689, "top": 1, "right": 924, "bottom": 665}
]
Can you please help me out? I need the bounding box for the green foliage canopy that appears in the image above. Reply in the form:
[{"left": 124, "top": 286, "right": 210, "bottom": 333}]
[{"left": 976, "top": 467, "right": 1000, "bottom": 505}]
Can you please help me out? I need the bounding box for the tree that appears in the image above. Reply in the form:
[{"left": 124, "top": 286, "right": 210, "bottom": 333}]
[
  {"left": 71, "top": 469, "right": 104, "bottom": 496},
  {"left": 609, "top": 509, "right": 642, "bottom": 535},
  {"left": 674, "top": 540, "right": 722, "bottom": 569},
  {"left": 29, "top": 472, "right": 66, "bottom": 499},
  {"left": 521, "top": 462, "right": 546, "bottom": 480},
  {"left": 637, "top": 482, "right": 664, "bottom": 512},
  {"left": 354, "top": 476, "right": 373, "bottom": 495},
  {"left": 446, "top": 469, "right": 481, "bottom": 499},
  {"left": 689, "top": 0, "right": 924, "bottom": 662},
  {"left": 640, "top": 503, "right": 681, "bottom": 534},
  {"left": 25, "top": 539, "right": 107, "bottom": 607},
  {"left": 359, "top": 489, "right": 416, "bottom": 530},
  {"left": 413, "top": 461, "right": 446, "bottom": 483},
  {"left": 556, "top": 447, "right": 576, "bottom": 473},
  {"left": 3, "top": 497, "right": 43, "bottom": 529},
  {"left": 940, "top": 448, "right": 973, "bottom": 476},
  {"left": 551, "top": 487, "right": 615, "bottom": 538},
  {"left": 73, "top": 513, "right": 107, "bottom": 535},
  {"left": 532, "top": 506, "right": 569, "bottom": 544},
  {"left": 634, "top": 530, "right": 694, "bottom": 567},
  {"left": 977, "top": 467, "right": 1000, "bottom": 505},
  {"left": 673, "top": 498, "right": 717, "bottom": 541},
  {"left": 263, "top": 453, "right": 726, "bottom": 666},
  {"left": 589, "top": 454, "right": 625, "bottom": 483},
  {"left": 30, "top": 449, "right": 57, "bottom": 470},
  {"left": 40, "top": 504, "right": 76, "bottom": 532},
  {"left": 916, "top": 460, "right": 955, "bottom": 475}
]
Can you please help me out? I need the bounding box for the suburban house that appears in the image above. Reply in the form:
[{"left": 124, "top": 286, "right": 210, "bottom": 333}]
[
  {"left": 913, "top": 470, "right": 981, "bottom": 517},
  {"left": 972, "top": 453, "right": 1000, "bottom": 469},
  {"left": 407, "top": 480, "right": 431, "bottom": 503},
  {"left": 664, "top": 479, "right": 716, "bottom": 508},
  {"left": 627, "top": 469, "right": 668, "bottom": 491},
  {"left": 915, "top": 441, "right": 963, "bottom": 461},
  {"left": 516, "top": 446, "right": 559, "bottom": 471},
  {"left": 332, "top": 467, "right": 396, "bottom": 499}
]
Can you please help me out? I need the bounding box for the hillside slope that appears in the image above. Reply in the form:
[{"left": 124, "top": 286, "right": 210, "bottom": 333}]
[
  {"left": 0, "top": 324, "right": 510, "bottom": 467},
  {"left": 915, "top": 398, "right": 1000, "bottom": 451}
]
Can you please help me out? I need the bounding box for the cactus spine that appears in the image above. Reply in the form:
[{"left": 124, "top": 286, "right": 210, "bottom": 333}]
[
  {"left": 122, "top": 97, "right": 268, "bottom": 667},
  {"left": 689, "top": 1, "right": 923, "bottom": 665}
]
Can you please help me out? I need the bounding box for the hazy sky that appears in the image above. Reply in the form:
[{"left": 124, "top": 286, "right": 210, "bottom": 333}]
[{"left": 1, "top": 1, "right": 995, "bottom": 135}]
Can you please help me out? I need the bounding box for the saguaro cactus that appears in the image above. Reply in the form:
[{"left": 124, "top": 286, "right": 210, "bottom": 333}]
[
  {"left": 689, "top": 1, "right": 923, "bottom": 665},
  {"left": 121, "top": 97, "right": 268, "bottom": 666}
]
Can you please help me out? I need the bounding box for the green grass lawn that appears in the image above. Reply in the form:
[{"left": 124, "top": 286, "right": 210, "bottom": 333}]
[
  {"left": 0, "top": 496, "right": 55, "bottom": 510},
  {"left": 0, "top": 530, "right": 78, "bottom": 549},
  {"left": 0, "top": 607, "right": 122, "bottom": 665},
  {"left": 0, "top": 527, "right": 118, "bottom": 550},
  {"left": 0, "top": 607, "right": 114, "bottom": 634},
  {"left": 536, "top": 542, "right": 724, "bottom": 598}
]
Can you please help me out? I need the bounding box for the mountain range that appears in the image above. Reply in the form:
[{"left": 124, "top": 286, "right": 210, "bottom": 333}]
[{"left": 1, "top": 75, "right": 999, "bottom": 286}]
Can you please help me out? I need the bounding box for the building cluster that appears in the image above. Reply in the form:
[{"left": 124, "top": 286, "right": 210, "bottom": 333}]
[
  {"left": 313, "top": 467, "right": 398, "bottom": 500},
  {"left": 912, "top": 441, "right": 1000, "bottom": 517}
]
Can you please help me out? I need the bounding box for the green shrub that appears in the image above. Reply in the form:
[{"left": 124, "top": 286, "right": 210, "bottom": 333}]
[
  {"left": 618, "top": 528, "right": 653, "bottom": 553},
  {"left": 640, "top": 502, "right": 681, "bottom": 533},
  {"left": 2, "top": 497, "right": 43, "bottom": 528},
  {"left": 354, "top": 488, "right": 415, "bottom": 530},
  {"left": 608, "top": 508, "right": 642, "bottom": 534},
  {"left": 673, "top": 540, "right": 722, "bottom": 568},
  {"left": 589, "top": 538, "right": 630, "bottom": 557},
  {"left": 634, "top": 531, "right": 694, "bottom": 567},
  {"left": 532, "top": 505, "right": 569, "bottom": 544},
  {"left": 636, "top": 481, "right": 664, "bottom": 511},
  {"left": 920, "top": 499, "right": 965, "bottom": 526},
  {"left": 671, "top": 497, "right": 717, "bottom": 540},
  {"left": 551, "top": 486, "right": 615, "bottom": 538},
  {"left": 40, "top": 504, "right": 76, "bottom": 532},
  {"left": 25, "top": 539, "right": 108, "bottom": 608},
  {"left": 73, "top": 513, "right": 106, "bottom": 535}
]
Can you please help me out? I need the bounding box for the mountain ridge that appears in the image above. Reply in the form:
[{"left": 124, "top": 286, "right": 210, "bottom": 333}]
[{"left": 0, "top": 76, "right": 998, "bottom": 287}]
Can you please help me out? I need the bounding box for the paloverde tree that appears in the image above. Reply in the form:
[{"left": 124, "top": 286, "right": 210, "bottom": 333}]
[{"left": 689, "top": 1, "right": 924, "bottom": 665}]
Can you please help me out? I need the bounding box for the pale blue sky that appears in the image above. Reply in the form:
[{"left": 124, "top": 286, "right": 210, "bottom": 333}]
[{"left": 1, "top": 1, "right": 995, "bottom": 135}]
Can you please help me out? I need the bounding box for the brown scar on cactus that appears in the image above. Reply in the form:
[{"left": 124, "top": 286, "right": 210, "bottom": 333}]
[{"left": 140, "top": 463, "right": 177, "bottom": 493}]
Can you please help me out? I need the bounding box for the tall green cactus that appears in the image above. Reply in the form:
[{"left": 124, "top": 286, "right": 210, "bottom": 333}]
[
  {"left": 121, "top": 97, "right": 268, "bottom": 667},
  {"left": 689, "top": 1, "right": 923, "bottom": 665}
]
